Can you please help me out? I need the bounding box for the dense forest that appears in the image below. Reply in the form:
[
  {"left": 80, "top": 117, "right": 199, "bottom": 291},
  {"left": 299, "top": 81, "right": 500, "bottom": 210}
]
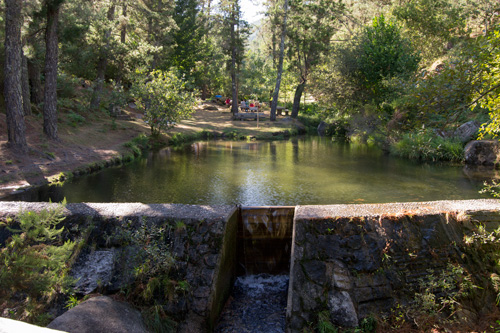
[{"left": 2, "top": 0, "right": 500, "bottom": 162}]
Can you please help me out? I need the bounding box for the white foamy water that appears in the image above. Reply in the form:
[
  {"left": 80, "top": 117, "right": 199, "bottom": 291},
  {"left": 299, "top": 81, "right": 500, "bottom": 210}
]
[
  {"left": 234, "top": 274, "right": 289, "bottom": 297},
  {"left": 215, "top": 274, "right": 289, "bottom": 333}
]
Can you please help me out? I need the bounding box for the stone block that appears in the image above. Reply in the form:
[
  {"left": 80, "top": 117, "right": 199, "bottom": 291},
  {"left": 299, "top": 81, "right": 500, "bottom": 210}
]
[
  {"left": 332, "top": 260, "right": 352, "bottom": 290},
  {"left": 71, "top": 250, "right": 115, "bottom": 295},
  {"left": 328, "top": 290, "right": 359, "bottom": 328},
  {"left": 194, "top": 286, "right": 211, "bottom": 298},
  {"left": 302, "top": 260, "right": 326, "bottom": 284},
  {"left": 353, "top": 286, "right": 374, "bottom": 303}
]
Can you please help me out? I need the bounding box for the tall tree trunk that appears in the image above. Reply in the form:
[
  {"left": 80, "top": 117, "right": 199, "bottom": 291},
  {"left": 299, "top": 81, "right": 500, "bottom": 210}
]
[
  {"left": 90, "top": 3, "right": 115, "bottom": 111},
  {"left": 291, "top": 79, "right": 305, "bottom": 119},
  {"left": 4, "top": 0, "right": 27, "bottom": 151},
  {"left": 43, "top": 0, "right": 60, "bottom": 140},
  {"left": 21, "top": 51, "right": 31, "bottom": 115},
  {"left": 28, "top": 59, "right": 43, "bottom": 104},
  {"left": 116, "top": 2, "right": 127, "bottom": 85},
  {"left": 270, "top": 0, "right": 288, "bottom": 121},
  {"left": 230, "top": 3, "right": 238, "bottom": 115},
  {"left": 121, "top": 3, "right": 127, "bottom": 43}
]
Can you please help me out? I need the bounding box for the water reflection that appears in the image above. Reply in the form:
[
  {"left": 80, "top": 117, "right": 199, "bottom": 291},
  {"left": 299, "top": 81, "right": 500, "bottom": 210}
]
[{"left": 3, "top": 137, "right": 488, "bottom": 204}]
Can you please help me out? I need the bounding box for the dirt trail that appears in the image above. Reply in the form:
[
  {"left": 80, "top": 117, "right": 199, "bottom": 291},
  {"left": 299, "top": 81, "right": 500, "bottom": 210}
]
[{"left": 0, "top": 101, "right": 295, "bottom": 198}]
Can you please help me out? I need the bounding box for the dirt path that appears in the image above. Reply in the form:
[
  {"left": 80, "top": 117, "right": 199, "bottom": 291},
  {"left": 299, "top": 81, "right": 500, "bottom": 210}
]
[{"left": 0, "top": 101, "right": 297, "bottom": 198}]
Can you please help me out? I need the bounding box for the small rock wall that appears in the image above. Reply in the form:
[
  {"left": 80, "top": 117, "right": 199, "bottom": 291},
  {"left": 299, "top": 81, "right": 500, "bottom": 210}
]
[
  {"left": 0, "top": 202, "right": 238, "bottom": 332},
  {"left": 287, "top": 200, "right": 500, "bottom": 331}
]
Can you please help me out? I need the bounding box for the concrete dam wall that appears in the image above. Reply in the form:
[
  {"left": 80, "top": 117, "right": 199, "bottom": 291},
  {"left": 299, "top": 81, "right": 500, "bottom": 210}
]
[{"left": 1, "top": 199, "right": 500, "bottom": 331}]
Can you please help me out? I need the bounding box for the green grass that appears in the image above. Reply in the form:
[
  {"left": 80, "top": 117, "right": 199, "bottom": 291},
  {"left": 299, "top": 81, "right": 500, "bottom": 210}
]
[{"left": 390, "top": 130, "right": 464, "bottom": 162}]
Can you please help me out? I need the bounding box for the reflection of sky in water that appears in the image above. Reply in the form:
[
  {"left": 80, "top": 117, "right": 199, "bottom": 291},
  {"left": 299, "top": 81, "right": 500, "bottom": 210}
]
[{"left": 5, "top": 138, "right": 488, "bottom": 205}]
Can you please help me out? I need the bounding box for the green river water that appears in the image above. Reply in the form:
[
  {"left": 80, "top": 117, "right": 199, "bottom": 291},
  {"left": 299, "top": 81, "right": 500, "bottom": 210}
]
[{"left": 3, "top": 137, "right": 488, "bottom": 205}]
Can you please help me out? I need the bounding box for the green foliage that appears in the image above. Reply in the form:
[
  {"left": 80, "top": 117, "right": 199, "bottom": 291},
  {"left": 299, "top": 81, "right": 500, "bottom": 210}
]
[
  {"left": 312, "top": 14, "right": 420, "bottom": 126},
  {"left": 477, "top": 26, "right": 500, "bottom": 139},
  {"left": 414, "top": 264, "right": 476, "bottom": 317},
  {"left": 124, "top": 134, "right": 150, "bottom": 156},
  {"left": 359, "top": 316, "right": 377, "bottom": 332},
  {"left": 65, "top": 294, "right": 80, "bottom": 309},
  {"left": 405, "top": 40, "right": 486, "bottom": 131},
  {"left": 66, "top": 111, "right": 86, "bottom": 127},
  {"left": 142, "top": 304, "right": 178, "bottom": 333},
  {"left": 132, "top": 70, "right": 197, "bottom": 138},
  {"left": 317, "top": 311, "right": 337, "bottom": 333},
  {"left": 392, "top": 0, "right": 466, "bottom": 61},
  {"left": 355, "top": 15, "right": 420, "bottom": 104},
  {"left": 222, "top": 129, "right": 247, "bottom": 141},
  {"left": 480, "top": 180, "right": 500, "bottom": 199},
  {"left": 128, "top": 222, "right": 175, "bottom": 298},
  {"left": 0, "top": 202, "right": 76, "bottom": 324},
  {"left": 390, "top": 129, "right": 464, "bottom": 162}
]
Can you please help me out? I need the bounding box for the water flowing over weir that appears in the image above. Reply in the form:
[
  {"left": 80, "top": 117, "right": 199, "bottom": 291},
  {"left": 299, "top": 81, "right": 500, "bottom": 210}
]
[{"left": 215, "top": 207, "right": 295, "bottom": 332}]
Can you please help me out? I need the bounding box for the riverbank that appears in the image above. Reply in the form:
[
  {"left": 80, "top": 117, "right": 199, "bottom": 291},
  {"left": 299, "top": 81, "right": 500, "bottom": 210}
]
[{"left": 0, "top": 101, "right": 298, "bottom": 198}]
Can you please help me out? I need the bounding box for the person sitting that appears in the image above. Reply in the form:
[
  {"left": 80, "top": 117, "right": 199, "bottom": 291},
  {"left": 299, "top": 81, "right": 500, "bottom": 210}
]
[
  {"left": 240, "top": 100, "right": 247, "bottom": 111},
  {"left": 249, "top": 102, "right": 255, "bottom": 108},
  {"left": 225, "top": 98, "right": 231, "bottom": 106}
]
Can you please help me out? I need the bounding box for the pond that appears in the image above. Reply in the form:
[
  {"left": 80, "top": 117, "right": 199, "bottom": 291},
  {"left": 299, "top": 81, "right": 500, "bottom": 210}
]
[{"left": 3, "top": 137, "right": 488, "bottom": 205}]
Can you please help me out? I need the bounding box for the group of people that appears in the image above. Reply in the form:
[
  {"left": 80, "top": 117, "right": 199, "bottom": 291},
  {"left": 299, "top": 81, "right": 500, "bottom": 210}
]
[{"left": 224, "top": 98, "right": 261, "bottom": 111}]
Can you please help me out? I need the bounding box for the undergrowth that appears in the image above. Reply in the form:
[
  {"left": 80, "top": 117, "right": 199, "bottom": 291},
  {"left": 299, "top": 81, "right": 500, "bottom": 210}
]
[
  {"left": 0, "top": 201, "right": 76, "bottom": 325},
  {"left": 117, "top": 220, "right": 183, "bottom": 332},
  {"left": 390, "top": 129, "right": 464, "bottom": 162}
]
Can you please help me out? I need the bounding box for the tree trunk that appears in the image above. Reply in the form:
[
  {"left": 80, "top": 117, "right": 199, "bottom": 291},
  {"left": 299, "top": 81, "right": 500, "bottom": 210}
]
[
  {"left": 21, "top": 51, "right": 31, "bottom": 115},
  {"left": 43, "top": 0, "right": 60, "bottom": 140},
  {"left": 89, "top": 3, "right": 115, "bottom": 111},
  {"left": 28, "top": 58, "right": 43, "bottom": 104},
  {"left": 4, "top": 0, "right": 27, "bottom": 151},
  {"left": 121, "top": 3, "right": 127, "bottom": 43},
  {"left": 89, "top": 57, "right": 107, "bottom": 111},
  {"left": 291, "top": 80, "right": 305, "bottom": 119},
  {"left": 230, "top": 3, "right": 238, "bottom": 115},
  {"left": 270, "top": 0, "right": 288, "bottom": 121}
]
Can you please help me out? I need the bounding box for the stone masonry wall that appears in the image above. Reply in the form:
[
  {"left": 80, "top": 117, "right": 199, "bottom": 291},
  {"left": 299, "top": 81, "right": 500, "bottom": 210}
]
[
  {"left": 287, "top": 199, "right": 500, "bottom": 331},
  {"left": 0, "top": 202, "right": 238, "bottom": 332}
]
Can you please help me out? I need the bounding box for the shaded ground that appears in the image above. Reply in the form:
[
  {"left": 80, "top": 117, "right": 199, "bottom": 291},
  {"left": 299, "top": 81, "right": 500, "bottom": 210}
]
[{"left": 0, "top": 101, "right": 296, "bottom": 198}]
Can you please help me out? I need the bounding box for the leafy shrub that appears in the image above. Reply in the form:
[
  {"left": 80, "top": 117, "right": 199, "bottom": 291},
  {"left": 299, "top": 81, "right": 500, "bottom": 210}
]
[
  {"left": 124, "top": 134, "right": 150, "bottom": 156},
  {"left": 390, "top": 129, "right": 464, "bottom": 162},
  {"left": 132, "top": 70, "right": 197, "bottom": 138},
  {"left": 66, "top": 111, "right": 86, "bottom": 127},
  {"left": 0, "top": 202, "right": 76, "bottom": 325},
  {"left": 57, "top": 72, "right": 80, "bottom": 98}
]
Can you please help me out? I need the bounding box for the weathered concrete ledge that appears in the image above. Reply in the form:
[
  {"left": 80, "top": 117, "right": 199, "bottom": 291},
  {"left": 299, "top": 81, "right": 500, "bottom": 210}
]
[
  {"left": 0, "top": 202, "right": 235, "bottom": 221},
  {"left": 296, "top": 199, "right": 500, "bottom": 218},
  {"left": 288, "top": 199, "right": 500, "bottom": 331}
]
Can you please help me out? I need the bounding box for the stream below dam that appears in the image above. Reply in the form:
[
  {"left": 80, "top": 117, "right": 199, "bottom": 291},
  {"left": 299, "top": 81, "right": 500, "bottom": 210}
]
[{"left": 215, "top": 274, "right": 289, "bottom": 333}]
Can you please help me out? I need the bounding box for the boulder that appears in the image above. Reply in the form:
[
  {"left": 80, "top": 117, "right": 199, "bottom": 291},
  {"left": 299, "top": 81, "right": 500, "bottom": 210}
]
[
  {"left": 294, "top": 122, "right": 307, "bottom": 135},
  {"left": 454, "top": 120, "right": 480, "bottom": 143},
  {"left": 464, "top": 140, "right": 500, "bottom": 166},
  {"left": 204, "top": 105, "right": 218, "bottom": 111},
  {"left": 317, "top": 121, "right": 330, "bottom": 136},
  {"left": 47, "top": 296, "right": 148, "bottom": 333}
]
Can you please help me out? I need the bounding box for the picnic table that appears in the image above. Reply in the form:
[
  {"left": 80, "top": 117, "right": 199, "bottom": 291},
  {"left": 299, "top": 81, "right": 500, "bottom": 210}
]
[
  {"left": 240, "top": 104, "right": 261, "bottom": 112},
  {"left": 276, "top": 106, "right": 289, "bottom": 116}
]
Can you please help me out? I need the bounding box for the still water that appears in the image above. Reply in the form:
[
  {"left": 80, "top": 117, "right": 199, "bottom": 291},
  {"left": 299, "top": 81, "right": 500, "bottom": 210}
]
[{"left": 4, "top": 137, "right": 487, "bottom": 205}]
